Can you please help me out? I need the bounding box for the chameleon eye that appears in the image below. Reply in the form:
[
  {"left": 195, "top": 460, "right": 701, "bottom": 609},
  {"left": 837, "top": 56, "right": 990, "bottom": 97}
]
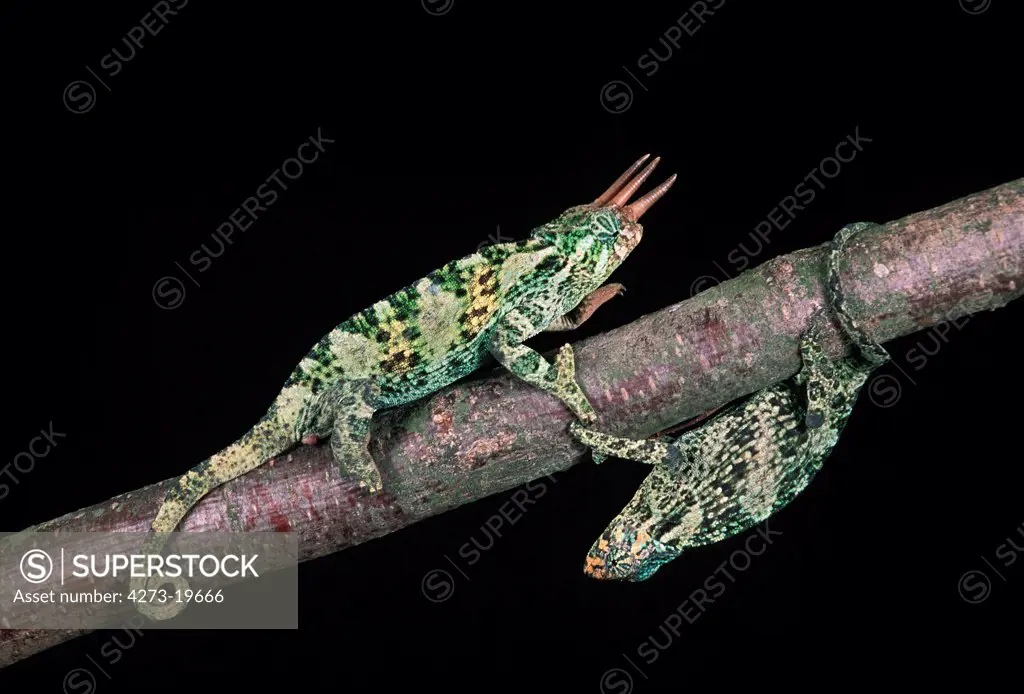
[{"left": 595, "top": 214, "right": 618, "bottom": 236}]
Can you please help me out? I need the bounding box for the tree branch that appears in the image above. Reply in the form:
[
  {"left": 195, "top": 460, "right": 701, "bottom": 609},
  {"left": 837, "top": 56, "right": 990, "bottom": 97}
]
[{"left": 3, "top": 179, "right": 1022, "bottom": 667}]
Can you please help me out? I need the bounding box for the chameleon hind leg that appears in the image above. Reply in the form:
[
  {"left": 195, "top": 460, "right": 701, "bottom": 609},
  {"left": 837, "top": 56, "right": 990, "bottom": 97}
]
[
  {"left": 799, "top": 217, "right": 893, "bottom": 413},
  {"left": 300, "top": 378, "right": 386, "bottom": 492},
  {"left": 322, "top": 379, "right": 385, "bottom": 493},
  {"left": 803, "top": 220, "right": 896, "bottom": 424},
  {"left": 797, "top": 296, "right": 889, "bottom": 465}
]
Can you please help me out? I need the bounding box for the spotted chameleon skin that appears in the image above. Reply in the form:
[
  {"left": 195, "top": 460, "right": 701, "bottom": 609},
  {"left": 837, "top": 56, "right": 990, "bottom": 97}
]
[
  {"left": 570, "top": 222, "right": 890, "bottom": 581},
  {"left": 133, "top": 156, "right": 676, "bottom": 619}
]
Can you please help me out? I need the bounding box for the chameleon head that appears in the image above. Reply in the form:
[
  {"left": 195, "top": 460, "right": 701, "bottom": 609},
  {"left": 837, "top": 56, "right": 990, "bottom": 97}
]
[
  {"left": 583, "top": 519, "right": 682, "bottom": 582},
  {"left": 530, "top": 154, "right": 677, "bottom": 282}
]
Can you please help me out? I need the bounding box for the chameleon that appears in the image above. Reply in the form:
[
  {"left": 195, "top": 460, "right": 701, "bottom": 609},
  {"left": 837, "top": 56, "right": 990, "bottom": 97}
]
[
  {"left": 567, "top": 221, "right": 890, "bottom": 581},
  {"left": 131, "top": 154, "right": 677, "bottom": 618}
]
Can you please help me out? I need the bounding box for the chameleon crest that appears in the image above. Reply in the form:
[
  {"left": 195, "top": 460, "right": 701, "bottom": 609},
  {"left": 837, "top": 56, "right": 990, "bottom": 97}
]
[
  {"left": 570, "top": 222, "right": 890, "bottom": 581},
  {"left": 134, "top": 155, "right": 676, "bottom": 618}
]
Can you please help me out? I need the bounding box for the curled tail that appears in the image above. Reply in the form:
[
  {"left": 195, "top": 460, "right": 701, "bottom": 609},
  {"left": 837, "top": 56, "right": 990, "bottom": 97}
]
[{"left": 132, "top": 393, "right": 303, "bottom": 619}]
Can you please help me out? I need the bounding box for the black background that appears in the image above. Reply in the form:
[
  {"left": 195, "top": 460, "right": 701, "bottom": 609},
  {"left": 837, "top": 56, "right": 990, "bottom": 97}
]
[{"left": 3, "top": 0, "right": 1022, "bottom": 690}]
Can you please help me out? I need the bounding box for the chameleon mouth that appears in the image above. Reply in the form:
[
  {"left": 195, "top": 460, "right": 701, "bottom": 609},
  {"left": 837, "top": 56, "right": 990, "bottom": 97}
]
[
  {"left": 584, "top": 554, "right": 639, "bottom": 581},
  {"left": 593, "top": 153, "right": 677, "bottom": 223},
  {"left": 583, "top": 556, "right": 608, "bottom": 579}
]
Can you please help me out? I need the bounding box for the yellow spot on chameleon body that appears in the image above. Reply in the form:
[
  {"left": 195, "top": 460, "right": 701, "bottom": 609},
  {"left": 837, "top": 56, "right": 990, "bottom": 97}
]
[
  {"left": 462, "top": 265, "right": 500, "bottom": 338},
  {"left": 379, "top": 319, "right": 418, "bottom": 373}
]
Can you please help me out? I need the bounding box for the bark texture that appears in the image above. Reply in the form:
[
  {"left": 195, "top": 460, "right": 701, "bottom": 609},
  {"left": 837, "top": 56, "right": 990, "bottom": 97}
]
[{"left": 2, "top": 178, "right": 1022, "bottom": 667}]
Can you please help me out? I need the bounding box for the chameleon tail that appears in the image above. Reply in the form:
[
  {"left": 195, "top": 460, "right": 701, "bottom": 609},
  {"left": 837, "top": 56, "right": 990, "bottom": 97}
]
[
  {"left": 131, "top": 402, "right": 299, "bottom": 619},
  {"left": 149, "top": 415, "right": 296, "bottom": 536}
]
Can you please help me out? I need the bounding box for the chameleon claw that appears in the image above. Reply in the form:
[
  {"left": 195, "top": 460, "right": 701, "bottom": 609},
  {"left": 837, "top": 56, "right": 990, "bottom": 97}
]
[
  {"left": 358, "top": 480, "right": 382, "bottom": 494},
  {"left": 576, "top": 407, "right": 598, "bottom": 426},
  {"left": 301, "top": 434, "right": 320, "bottom": 445}
]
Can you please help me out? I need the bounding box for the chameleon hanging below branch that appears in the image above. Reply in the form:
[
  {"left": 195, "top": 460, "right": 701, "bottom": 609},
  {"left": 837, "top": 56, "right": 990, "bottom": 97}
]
[
  {"left": 132, "top": 155, "right": 677, "bottom": 618},
  {"left": 568, "top": 222, "right": 891, "bottom": 581}
]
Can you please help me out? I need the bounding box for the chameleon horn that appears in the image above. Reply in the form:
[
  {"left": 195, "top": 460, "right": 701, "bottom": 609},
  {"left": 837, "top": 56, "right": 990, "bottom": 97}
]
[
  {"left": 608, "top": 156, "right": 661, "bottom": 208},
  {"left": 593, "top": 154, "right": 651, "bottom": 205},
  {"left": 625, "top": 174, "right": 677, "bottom": 221}
]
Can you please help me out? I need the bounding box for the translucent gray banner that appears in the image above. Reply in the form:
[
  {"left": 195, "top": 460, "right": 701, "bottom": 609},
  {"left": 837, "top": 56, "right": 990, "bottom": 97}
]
[{"left": 0, "top": 531, "right": 297, "bottom": 629}]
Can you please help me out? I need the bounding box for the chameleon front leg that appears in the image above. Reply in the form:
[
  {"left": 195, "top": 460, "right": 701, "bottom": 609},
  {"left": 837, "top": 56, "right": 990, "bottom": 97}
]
[
  {"left": 567, "top": 418, "right": 713, "bottom": 477},
  {"left": 544, "top": 283, "right": 625, "bottom": 332},
  {"left": 489, "top": 323, "right": 597, "bottom": 424}
]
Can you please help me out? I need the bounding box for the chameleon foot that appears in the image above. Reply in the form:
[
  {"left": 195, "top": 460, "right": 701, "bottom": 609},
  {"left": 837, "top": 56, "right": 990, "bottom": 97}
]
[
  {"left": 326, "top": 379, "right": 386, "bottom": 492},
  {"left": 554, "top": 344, "right": 597, "bottom": 425}
]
